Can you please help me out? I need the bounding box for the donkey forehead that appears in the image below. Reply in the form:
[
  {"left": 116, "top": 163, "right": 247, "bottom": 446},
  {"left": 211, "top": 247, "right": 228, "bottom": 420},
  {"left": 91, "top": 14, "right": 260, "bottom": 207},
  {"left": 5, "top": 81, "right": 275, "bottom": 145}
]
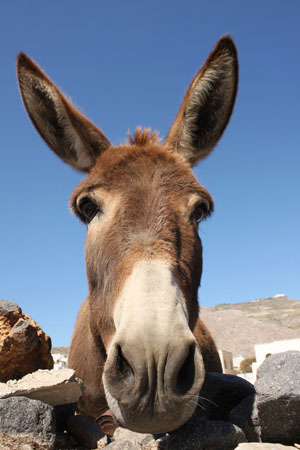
[{"left": 71, "top": 144, "right": 213, "bottom": 206}]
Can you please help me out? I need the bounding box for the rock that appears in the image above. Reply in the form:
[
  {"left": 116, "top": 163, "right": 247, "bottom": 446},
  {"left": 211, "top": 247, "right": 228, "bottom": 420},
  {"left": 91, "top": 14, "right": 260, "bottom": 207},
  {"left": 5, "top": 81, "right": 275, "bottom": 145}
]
[
  {"left": 0, "top": 396, "right": 56, "bottom": 449},
  {"left": 0, "top": 368, "right": 82, "bottom": 406},
  {"left": 141, "top": 440, "right": 157, "bottom": 450},
  {"left": 167, "top": 416, "right": 246, "bottom": 449},
  {"left": 67, "top": 414, "right": 106, "bottom": 449},
  {"left": 105, "top": 440, "right": 141, "bottom": 449},
  {"left": 0, "top": 347, "right": 299, "bottom": 448},
  {"left": 0, "top": 432, "right": 38, "bottom": 450},
  {"left": 229, "top": 394, "right": 261, "bottom": 442},
  {"left": 235, "top": 444, "right": 298, "bottom": 449},
  {"left": 255, "top": 351, "right": 300, "bottom": 445},
  {"left": 142, "top": 436, "right": 169, "bottom": 449},
  {"left": 104, "top": 428, "right": 155, "bottom": 450},
  {"left": 97, "top": 436, "right": 110, "bottom": 450},
  {"left": 0, "top": 300, "right": 53, "bottom": 382},
  {"left": 199, "top": 372, "right": 255, "bottom": 420},
  {"left": 54, "top": 429, "right": 94, "bottom": 450},
  {"left": 112, "top": 428, "right": 154, "bottom": 446}
]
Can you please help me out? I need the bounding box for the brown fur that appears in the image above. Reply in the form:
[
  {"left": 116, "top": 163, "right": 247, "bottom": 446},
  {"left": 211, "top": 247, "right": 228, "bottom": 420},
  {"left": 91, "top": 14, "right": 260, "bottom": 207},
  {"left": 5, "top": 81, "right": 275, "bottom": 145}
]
[
  {"left": 127, "top": 127, "right": 161, "bottom": 147},
  {"left": 17, "top": 35, "right": 238, "bottom": 430}
]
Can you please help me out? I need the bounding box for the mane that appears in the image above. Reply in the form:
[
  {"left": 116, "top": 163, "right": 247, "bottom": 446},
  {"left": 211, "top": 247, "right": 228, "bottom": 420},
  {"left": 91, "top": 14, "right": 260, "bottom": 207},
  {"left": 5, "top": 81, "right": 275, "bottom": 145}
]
[{"left": 127, "top": 127, "right": 161, "bottom": 147}]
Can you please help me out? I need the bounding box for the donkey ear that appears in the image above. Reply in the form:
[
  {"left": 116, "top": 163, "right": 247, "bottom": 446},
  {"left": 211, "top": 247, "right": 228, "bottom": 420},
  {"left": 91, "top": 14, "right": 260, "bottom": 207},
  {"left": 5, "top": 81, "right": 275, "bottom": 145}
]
[
  {"left": 17, "top": 53, "right": 111, "bottom": 172},
  {"left": 163, "top": 36, "right": 238, "bottom": 166}
]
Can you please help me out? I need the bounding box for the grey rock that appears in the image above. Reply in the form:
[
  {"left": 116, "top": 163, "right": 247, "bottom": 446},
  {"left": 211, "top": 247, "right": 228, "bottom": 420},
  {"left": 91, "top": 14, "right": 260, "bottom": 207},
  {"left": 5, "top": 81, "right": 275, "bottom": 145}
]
[
  {"left": 140, "top": 439, "right": 156, "bottom": 450},
  {"left": 105, "top": 439, "right": 142, "bottom": 449},
  {"left": 0, "top": 300, "right": 20, "bottom": 313},
  {"left": 255, "top": 351, "right": 300, "bottom": 445},
  {"left": 0, "top": 396, "right": 56, "bottom": 448},
  {"left": 229, "top": 394, "right": 261, "bottom": 442},
  {"left": 113, "top": 428, "right": 153, "bottom": 446},
  {"left": 0, "top": 368, "right": 82, "bottom": 406},
  {"left": 256, "top": 350, "right": 300, "bottom": 396},
  {"left": 235, "top": 444, "right": 297, "bottom": 449},
  {"left": 199, "top": 372, "right": 255, "bottom": 420},
  {"left": 67, "top": 414, "right": 105, "bottom": 448},
  {"left": 167, "top": 416, "right": 246, "bottom": 449},
  {"left": 142, "top": 435, "right": 169, "bottom": 449}
]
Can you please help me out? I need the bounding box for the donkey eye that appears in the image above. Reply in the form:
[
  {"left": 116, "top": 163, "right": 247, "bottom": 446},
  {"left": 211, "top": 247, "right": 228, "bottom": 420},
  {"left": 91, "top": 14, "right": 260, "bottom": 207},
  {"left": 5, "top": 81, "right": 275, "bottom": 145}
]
[
  {"left": 78, "top": 197, "right": 99, "bottom": 223},
  {"left": 191, "top": 202, "right": 209, "bottom": 224}
]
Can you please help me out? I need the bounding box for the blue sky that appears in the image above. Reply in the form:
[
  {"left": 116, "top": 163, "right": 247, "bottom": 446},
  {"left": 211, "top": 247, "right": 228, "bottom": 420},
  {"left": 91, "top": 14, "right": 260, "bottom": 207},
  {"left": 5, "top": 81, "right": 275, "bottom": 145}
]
[{"left": 1, "top": 1, "right": 299, "bottom": 347}]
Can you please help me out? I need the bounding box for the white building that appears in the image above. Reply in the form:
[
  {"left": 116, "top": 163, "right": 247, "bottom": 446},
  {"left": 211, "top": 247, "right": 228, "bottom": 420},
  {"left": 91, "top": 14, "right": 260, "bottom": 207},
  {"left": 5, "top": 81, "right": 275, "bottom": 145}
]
[
  {"left": 254, "top": 338, "right": 300, "bottom": 366},
  {"left": 218, "top": 350, "right": 236, "bottom": 375},
  {"left": 252, "top": 338, "right": 300, "bottom": 380},
  {"left": 52, "top": 353, "right": 68, "bottom": 370}
]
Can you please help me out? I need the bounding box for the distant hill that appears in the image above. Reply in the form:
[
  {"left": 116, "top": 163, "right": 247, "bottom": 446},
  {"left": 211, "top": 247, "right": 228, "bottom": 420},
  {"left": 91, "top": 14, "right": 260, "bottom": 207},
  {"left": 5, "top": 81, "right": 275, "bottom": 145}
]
[
  {"left": 52, "top": 295, "right": 300, "bottom": 360},
  {"left": 200, "top": 295, "right": 300, "bottom": 358},
  {"left": 51, "top": 346, "right": 69, "bottom": 357}
]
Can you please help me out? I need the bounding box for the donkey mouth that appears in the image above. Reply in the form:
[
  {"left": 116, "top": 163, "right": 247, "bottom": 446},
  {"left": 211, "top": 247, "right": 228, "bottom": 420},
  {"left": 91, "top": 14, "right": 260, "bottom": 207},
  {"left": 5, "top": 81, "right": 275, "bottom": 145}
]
[{"left": 102, "top": 379, "right": 200, "bottom": 433}]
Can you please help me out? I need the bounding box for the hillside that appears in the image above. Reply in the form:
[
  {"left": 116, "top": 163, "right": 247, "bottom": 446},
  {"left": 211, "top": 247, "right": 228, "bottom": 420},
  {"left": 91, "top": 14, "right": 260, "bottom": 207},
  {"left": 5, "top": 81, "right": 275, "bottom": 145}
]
[
  {"left": 53, "top": 295, "right": 300, "bottom": 360},
  {"left": 200, "top": 294, "right": 300, "bottom": 358}
]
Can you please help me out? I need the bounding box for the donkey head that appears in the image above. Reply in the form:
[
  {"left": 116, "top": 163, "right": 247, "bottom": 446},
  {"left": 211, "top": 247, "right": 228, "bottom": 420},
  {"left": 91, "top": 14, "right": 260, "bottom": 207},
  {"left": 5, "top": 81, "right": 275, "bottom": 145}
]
[{"left": 17, "top": 36, "right": 238, "bottom": 433}]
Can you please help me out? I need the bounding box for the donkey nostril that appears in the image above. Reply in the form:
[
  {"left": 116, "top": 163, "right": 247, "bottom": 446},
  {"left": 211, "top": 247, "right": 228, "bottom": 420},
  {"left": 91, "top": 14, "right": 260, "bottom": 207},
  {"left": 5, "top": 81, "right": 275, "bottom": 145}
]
[
  {"left": 176, "top": 344, "right": 196, "bottom": 395},
  {"left": 116, "top": 345, "right": 135, "bottom": 385}
]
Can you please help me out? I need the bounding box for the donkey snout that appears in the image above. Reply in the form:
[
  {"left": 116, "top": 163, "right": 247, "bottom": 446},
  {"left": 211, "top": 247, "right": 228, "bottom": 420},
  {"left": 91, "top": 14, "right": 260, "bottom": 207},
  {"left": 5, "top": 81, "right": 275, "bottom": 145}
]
[
  {"left": 103, "top": 336, "right": 205, "bottom": 433},
  {"left": 101, "top": 260, "right": 207, "bottom": 432}
]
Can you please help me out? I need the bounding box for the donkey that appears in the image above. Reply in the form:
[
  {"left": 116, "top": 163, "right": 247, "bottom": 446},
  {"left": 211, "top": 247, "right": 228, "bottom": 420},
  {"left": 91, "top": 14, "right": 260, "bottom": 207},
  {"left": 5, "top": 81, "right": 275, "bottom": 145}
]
[{"left": 17, "top": 35, "right": 238, "bottom": 434}]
